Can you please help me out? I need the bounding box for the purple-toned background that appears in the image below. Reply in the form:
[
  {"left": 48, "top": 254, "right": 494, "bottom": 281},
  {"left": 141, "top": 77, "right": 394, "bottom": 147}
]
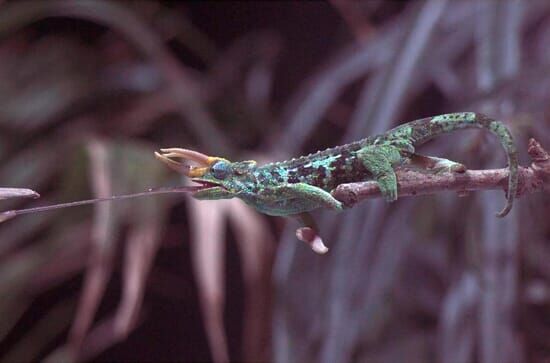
[{"left": 0, "top": 1, "right": 549, "bottom": 362}]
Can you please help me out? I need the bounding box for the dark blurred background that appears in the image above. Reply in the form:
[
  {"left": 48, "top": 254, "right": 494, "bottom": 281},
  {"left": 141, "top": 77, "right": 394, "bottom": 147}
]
[{"left": 0, "top": 1, "right": 549, "bottom": 362}]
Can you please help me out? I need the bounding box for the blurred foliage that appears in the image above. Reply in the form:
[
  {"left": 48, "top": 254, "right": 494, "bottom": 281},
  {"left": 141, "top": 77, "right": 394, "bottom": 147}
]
[{"left": 0, "top": 1, "right": 548, "bottom": 363}]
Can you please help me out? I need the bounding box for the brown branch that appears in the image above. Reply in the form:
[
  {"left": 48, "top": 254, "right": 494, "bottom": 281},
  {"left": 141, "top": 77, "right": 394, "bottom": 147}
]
[{"left": 333, "top": 138, "right": 550, "bottom": 207}]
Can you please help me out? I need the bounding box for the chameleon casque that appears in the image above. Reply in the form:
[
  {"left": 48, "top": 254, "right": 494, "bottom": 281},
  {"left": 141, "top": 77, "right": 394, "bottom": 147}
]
[{"left": 155, "top": 112, "right": 518, "bottom": 252}]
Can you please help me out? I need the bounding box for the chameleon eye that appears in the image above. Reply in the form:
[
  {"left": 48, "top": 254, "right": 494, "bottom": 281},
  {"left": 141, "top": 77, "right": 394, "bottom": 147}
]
[{"left": 211, "top": 161, "right": 231, "bottom": 180}]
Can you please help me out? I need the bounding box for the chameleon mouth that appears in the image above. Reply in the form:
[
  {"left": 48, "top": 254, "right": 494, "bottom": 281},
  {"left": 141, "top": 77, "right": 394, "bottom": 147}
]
[
  {"left": 190, "top": 179, "right": 226, "bottom": 192},
  {"left": 191, "top": 179, "right": 228, "bottom": 197}
]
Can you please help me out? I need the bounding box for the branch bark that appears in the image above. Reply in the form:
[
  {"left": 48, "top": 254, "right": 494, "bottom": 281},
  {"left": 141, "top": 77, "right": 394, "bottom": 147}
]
[{"left": 333, "top": 138, "right": 550, "bottom": 207}]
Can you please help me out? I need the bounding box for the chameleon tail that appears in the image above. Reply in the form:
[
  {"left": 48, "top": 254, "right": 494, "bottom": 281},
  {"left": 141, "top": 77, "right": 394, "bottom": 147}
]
[{"left": 390, "top": 112, "right": 518, "bottom": 217}]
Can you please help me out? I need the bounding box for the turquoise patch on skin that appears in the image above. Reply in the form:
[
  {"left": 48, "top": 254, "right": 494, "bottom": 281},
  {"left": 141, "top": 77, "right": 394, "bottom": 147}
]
[
  {"left": 310, "top": 155, "right": 340, "bottom": 169},
  {"left": 284, "top": 154, "right": 342, "bottom": 183},
  {"left": 311, "top": 154, "right": 340, "bottom": 179},
  {"left": 276, "top": 167, "right": 289, "bottom": 181}
]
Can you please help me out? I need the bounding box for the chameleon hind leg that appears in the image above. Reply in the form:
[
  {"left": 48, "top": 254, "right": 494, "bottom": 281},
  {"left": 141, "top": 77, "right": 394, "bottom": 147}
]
[
  {"left": 357, "top": 144, "right": 407, "bottom": 202},
  {"left": 408, "top": 154, "right": 466, "bottom": 174}
]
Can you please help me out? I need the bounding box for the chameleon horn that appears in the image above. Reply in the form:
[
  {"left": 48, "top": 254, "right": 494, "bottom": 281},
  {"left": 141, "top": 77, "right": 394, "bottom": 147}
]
[
  {"left": 159, "top": 148, "right": 213, "bottom": 165},
  {"left": 154, "top": 151, "right": 192, "bottom": 175},
  {"left": 154, "top": 148, "right": 219, "bottom": 177}
]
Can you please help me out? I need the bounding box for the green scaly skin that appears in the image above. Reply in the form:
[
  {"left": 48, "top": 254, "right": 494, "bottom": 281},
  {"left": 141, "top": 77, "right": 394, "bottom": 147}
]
[{"left": 185, "top": 112, "right": 518, "bottom": 219}]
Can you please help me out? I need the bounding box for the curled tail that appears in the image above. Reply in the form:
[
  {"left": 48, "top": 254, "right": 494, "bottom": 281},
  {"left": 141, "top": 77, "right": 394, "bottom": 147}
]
[{"left": 388, "top": 112, "right": 518, "bottom": 217}]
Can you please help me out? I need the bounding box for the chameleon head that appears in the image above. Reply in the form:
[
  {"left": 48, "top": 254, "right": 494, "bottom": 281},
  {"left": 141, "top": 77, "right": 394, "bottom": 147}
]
[{"left": 154, "top": 148, "right": 257, "bottom": 200}]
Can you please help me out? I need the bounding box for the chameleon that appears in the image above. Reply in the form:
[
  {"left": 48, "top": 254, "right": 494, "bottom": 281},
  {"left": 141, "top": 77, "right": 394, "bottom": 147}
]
[{"left": 155, "top": 112, "right": 518, "bottom": 253}]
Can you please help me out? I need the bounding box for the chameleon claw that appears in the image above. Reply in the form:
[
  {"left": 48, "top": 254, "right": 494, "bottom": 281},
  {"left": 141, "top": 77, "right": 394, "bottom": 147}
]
[
  {"left": 379, "top": 185, "right": 398, "bottom": 202},
  {"left": 296, "top": 227, "right": 329, "bottom": 254}
]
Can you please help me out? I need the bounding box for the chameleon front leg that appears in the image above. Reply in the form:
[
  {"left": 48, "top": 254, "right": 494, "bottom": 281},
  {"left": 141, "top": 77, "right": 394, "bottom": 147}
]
[
  {"left": 270, "top": 183, "right": 344, "bottom": 212},
  {"left": 357, "top": 145, "right": 406, "bottom": 202}
]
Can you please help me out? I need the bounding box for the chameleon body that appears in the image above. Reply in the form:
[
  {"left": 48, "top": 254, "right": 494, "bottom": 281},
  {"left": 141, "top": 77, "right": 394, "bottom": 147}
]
[{"left": 155, "top": 112, "right": 518, "bottom": 245}]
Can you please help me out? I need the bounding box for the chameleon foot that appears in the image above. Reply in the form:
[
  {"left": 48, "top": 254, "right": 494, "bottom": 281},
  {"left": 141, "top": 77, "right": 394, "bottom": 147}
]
[
  {"left": 430, "top": 157, "right": 466, "bottom": 174},
  {"left": 409, "top": 154, "right": 466, "bottom": 174},
  {"left": 296, "top": 227, "right": 329, "bottom": 254},
  {"left": 377, "top": 174, "right": 398, "bottom": 202},
  {"left": 295, "top": 212, "right": 329, "bottom": 254}
]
